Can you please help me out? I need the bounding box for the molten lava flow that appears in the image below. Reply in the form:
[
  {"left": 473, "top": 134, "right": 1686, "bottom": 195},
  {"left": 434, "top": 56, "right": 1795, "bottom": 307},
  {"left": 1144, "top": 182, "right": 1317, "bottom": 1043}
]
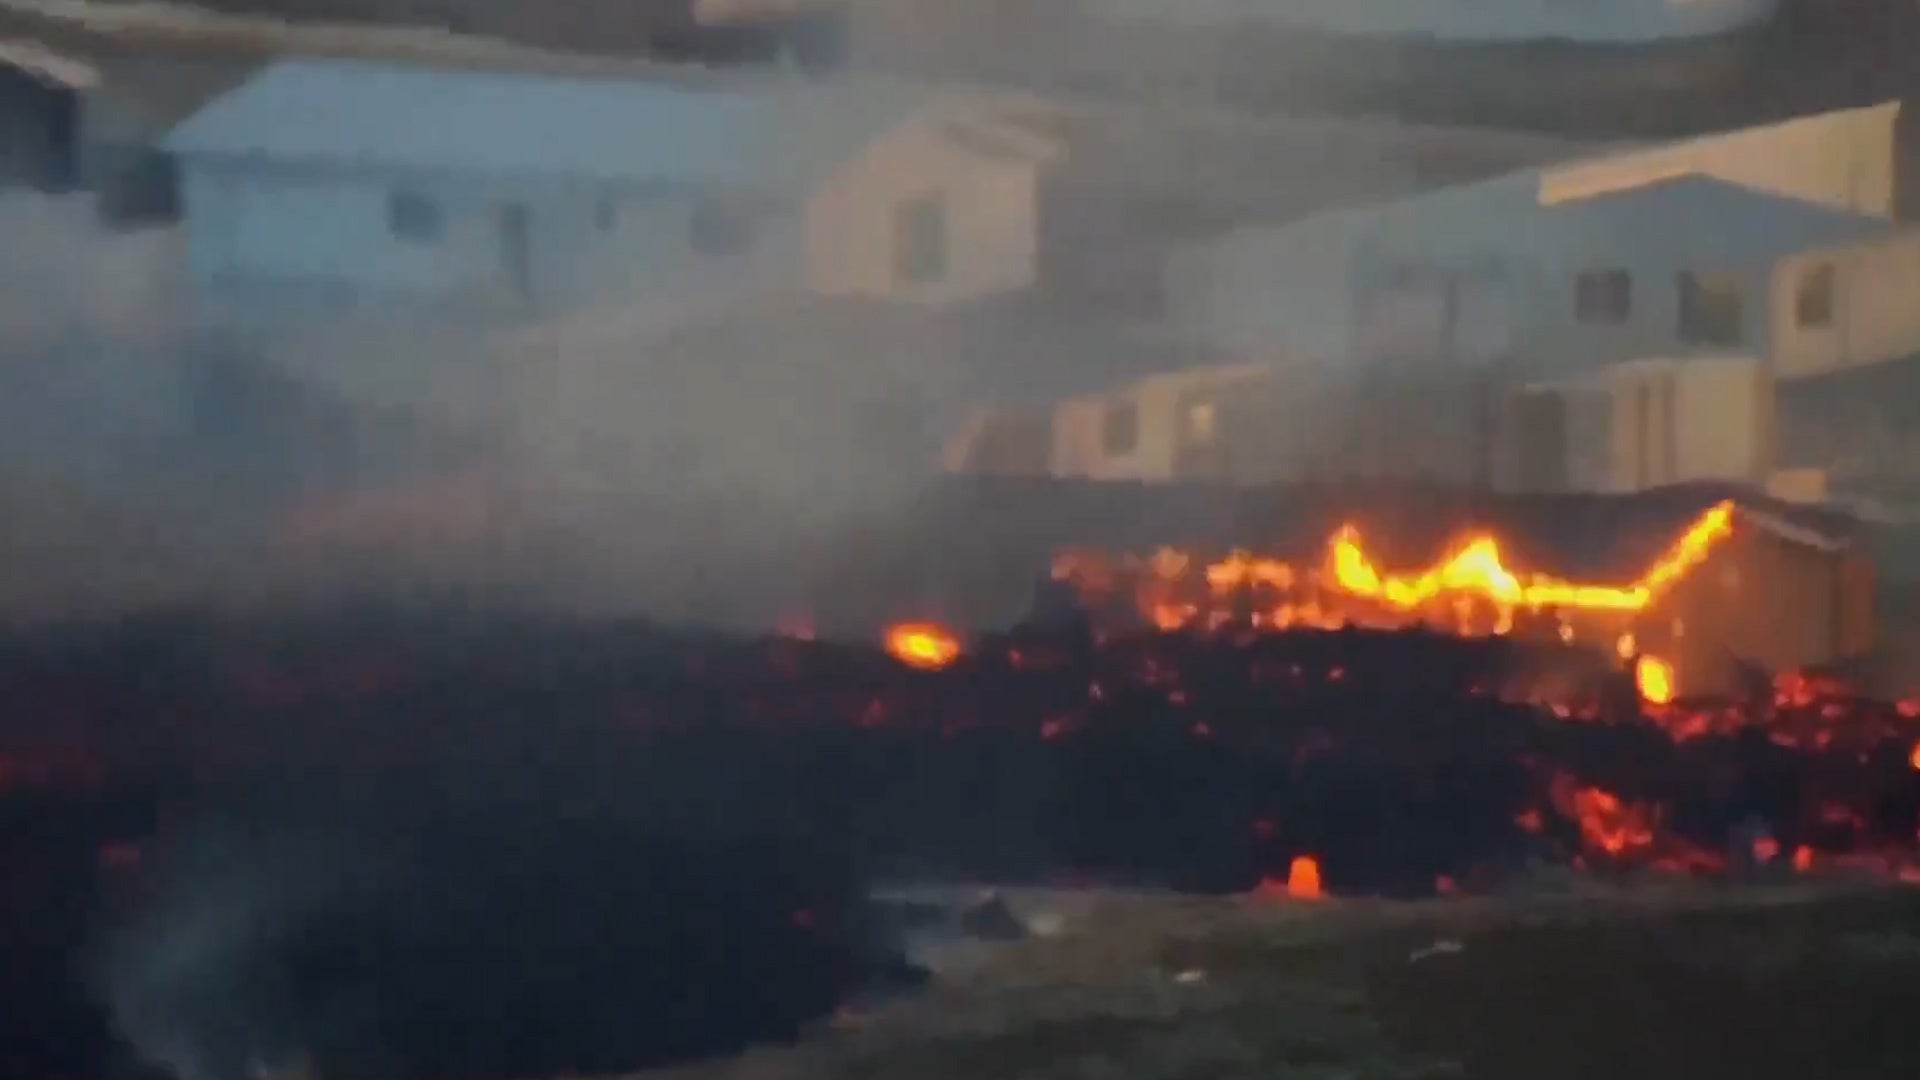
[
  {"left": 1055, "top": 500, "right": 1737, "bottom": 638},
  {"left": 884, "top": 623, "right": 961, "bottom": 670},
  {"left": 1570, "top": 787, "right": 1657, "bottom": 857},
  {"left": 1635, "top": 655, "right": 1676, "bottom": 706},
  {"left": 1286, "top": 854, "right": 1324, "bottom": 899}
]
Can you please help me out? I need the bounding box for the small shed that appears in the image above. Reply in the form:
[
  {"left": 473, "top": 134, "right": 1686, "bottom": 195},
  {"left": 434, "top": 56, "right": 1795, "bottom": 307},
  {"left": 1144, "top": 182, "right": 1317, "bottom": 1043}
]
[{"left": 0, "top": 39, "right": 95, "bottom": 192}]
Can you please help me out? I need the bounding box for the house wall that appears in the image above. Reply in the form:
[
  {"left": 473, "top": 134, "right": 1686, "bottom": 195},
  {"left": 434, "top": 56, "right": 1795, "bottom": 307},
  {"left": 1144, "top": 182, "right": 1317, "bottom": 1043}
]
[
  {"left": 1167, "top": 105, "right": 1900, "bottom": 368},
  {"left": 1352, "top": 241, "right": 1780, "bottom": 375},
  {"left": 1539, "top": 101, "right": 1901, "bottom": 217},
  {"left": 1599, "top": 357, "right": 1773, "bottom": 491},
  {"left": 177, "top": 157, "right": 785, "bottom": 323},
  {"left": 805, "top": 118, "right": 1042, "bottom": 305},
  {"left": 1768, "top": 229, "right": 1920, "bottom": 380},
  {"left": 1035, "top": 362, "right": 1493, "bottom": 486},
  {"left": 1657, "top": 526, "right": 1862, "bottom": 697},
  {"left": 1163, "top": 205, "right": 1382, "bottom": 362},
  {"left": 1047, "top": 365, "right": 1269, "bottom": 482}
]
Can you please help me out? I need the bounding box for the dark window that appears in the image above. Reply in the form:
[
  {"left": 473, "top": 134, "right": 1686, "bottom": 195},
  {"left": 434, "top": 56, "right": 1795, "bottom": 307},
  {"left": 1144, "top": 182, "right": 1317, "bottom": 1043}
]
[
  {"left": 1102, "top": 400, "right": 1139, "bottom": 456},
  {"left": 388, "top": 192, "right": 442, "bottom": 243},
  {"left": 893, "top": 194, "right": 947, "bottom": 285},
  {"left": 1677, "top": 271, "right": 1745, "bottom": 346},
  {"left": 1574, "top": 268, "right": 1631, "bottom": 324},
  {"left": 1796, "top": 262, "right": 1836, "bottom": 328},
  {"left": 690, "top": 199, "right": 752, "bottom": 254},
  {"left": 595, "top": 199, "right": 619, "bottom": 233}
]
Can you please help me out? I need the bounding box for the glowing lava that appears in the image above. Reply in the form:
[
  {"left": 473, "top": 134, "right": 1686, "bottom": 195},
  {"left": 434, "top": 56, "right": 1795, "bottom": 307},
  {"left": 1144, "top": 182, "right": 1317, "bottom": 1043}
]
[
  {"left": 884, "top": 623, "right": 961, "bottom": 670},
  {"left": 1286, "top": 854, "right": 1324, "bottom": 899},
  {"left": 1635, "top": 655, "right": 1676, "bottom": 706}
]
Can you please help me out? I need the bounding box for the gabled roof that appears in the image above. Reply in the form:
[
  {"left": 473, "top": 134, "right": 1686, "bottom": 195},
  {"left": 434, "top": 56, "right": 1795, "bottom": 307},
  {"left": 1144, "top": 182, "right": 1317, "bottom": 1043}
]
[
  {"left": 0, "top": 38, "right": 97, "bottom": 90},
  {"left": 1520, "top": 174, "right": 1898, "bottom": 263},
  {"left": 163, "top": 59, "right": 1035, "bottom": 189}
]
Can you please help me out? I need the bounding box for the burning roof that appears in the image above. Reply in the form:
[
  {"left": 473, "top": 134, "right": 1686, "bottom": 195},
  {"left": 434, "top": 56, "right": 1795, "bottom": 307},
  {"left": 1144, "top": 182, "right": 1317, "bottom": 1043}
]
[
  {"left": 833, "top": 480, "right": 1867, "bottom": 666},
  {"left": 907, "top": 477, "right": 1856, "bottom": 576}
]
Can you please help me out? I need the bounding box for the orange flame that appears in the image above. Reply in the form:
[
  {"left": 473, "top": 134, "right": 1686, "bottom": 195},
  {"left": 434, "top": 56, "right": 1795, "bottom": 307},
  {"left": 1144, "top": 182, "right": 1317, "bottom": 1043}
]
[
  {"left": 1635, "top": 655, "right": 1676, "bottom": 706},
  {"left": 1057, "top": 501, "right": 1737, "bottom": 637},
  {"left": 884, "top": 623, "right": 961, "bottom": 670},
  {"left": 1326, "top": 501, "right": 1734, "bottom": 617},
  {"left": 1909, "top": 741, "right": 1920, "bottom": 771}
]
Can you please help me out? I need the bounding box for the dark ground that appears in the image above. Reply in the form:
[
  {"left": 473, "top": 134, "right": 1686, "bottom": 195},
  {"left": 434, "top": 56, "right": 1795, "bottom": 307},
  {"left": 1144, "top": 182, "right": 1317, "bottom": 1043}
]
[
  {"left": 660, "top": 883, "right": 1920, "bottom": 1080},
  {"left": 0, "top": 605, "right": 1913, "bottom": 1079}
]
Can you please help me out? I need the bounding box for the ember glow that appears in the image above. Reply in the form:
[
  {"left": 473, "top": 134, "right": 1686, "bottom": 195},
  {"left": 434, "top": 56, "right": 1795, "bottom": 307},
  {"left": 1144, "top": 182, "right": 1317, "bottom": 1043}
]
[
  {"left": 883, "top": 622, "right": 962, "bottom": 670},
  {"left": 1286, "top": 855, "right": 1325, "bottom": 900},
  {"left": 1635, "top": 655, "right": 1676, "bottom": 706},
  {"left": 1054, "top": 500, "right": 1736, "bottom": 639}
]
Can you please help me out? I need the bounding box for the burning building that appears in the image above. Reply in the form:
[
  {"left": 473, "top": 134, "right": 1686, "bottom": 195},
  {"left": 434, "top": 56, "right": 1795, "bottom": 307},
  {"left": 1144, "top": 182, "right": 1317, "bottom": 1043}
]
[{"left": 836, "top": 479, "right": 1873, "bottom": 700}]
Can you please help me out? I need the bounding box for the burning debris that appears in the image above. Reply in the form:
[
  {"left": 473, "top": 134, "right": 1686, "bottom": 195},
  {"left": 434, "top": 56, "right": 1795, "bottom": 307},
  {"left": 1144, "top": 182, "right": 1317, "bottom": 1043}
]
[
  {"left": 1043, "top": 495, "right": 1866, "bottom": 704},
  {"left": 884, "top": 622, "right": 963, "bottom": 670}
]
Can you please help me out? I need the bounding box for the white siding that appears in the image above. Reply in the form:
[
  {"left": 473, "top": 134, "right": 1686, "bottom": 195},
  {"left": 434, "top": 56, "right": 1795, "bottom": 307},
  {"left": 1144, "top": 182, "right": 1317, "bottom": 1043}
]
[
  {"left": 804, "top": 119, "right": 1043, "bottom": 305},
  {"left": 177, "top": 159, "right": 777, "bottom": 322},
  {"left": 1501, "top": 356, "right": 1772, "bottom": 494},
  {"left": 1163, "top": 206, "right": 1377, "bottom": 361},
  {"left": 1540, "top": 102, "right": 1901, "bottom": 217},
  {"left": 1607, "top": 358, "right": 1769, "bottom": 491},
  {"left": 1769, "top": 231, "right": 1920, "bottom": 380}
]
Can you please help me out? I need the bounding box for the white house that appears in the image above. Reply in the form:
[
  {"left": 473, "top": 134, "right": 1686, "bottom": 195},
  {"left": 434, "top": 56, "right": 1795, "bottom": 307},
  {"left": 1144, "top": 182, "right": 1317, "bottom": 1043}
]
[
  {"left": 163, "top": 58, "right": 1067, "bottom": 326},
  {"left": 1165, "top": 101, "right": 1910, "bottom": 379},
  {"left": 1347, "top": 172, "right": 1918, "bottom": 378}
]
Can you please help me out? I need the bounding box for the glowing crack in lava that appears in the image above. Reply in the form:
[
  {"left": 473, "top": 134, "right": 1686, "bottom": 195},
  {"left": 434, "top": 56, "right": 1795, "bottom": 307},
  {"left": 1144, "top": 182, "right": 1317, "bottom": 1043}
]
[
  {"left": 1635, "top": 654, "right": 1676, "bottom": 706},
  {"left": 1055, "top": 500, "right": 1736, "bottom": 636},
  {"left": 884, "top": 622, "right": 962, "bottom": 670}
]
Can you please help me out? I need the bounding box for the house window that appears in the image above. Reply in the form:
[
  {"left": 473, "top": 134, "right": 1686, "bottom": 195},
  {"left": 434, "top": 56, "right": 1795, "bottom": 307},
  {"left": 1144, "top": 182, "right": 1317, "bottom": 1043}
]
[
  {"left": 1185, "top": 400, "right": 1218, "bottom": 444},
  {"left": 1574, "top": 268, "right": 1631, "bottom": 324},
  {"left": 1677, "top": 271, "right": 1746, "bottom": 346},
  {"left": 1102, "top": 399, "right": 1139, "bottom": 457},
  {"left": 1796, "top": 262, "right": 1836, "bottom": 329},
  {"left": 893, "top": 194, "right": 947, "bottom": 285},
  {"left": 690, "top": 199, "right": 753, "bottom": 254},
  {"left": 388, "top": 192, "right": 443, "bottom": 243}
]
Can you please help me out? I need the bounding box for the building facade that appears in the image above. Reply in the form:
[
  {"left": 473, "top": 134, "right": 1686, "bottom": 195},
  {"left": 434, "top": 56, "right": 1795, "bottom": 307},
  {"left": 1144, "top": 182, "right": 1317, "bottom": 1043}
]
[
  {"left": 165, "top": 59, "right": 1064, "bottom": 327},
  {"left": 1166, "top": 103, "right": 1912, "bottom": 381}
]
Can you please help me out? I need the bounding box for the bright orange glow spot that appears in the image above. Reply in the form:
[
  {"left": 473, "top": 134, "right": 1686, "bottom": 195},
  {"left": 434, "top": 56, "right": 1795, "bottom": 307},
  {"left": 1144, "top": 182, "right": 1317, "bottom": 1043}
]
[
  {"left": 1056, "top": 501, "right": 1737, "bottom": 636},
  {"left": 1793, "top": 845, "right": 1816, "bottom": 873},
  {"left": 1635, "top": 655, "right": 1676, "bottom": 706},
  {"left": 1909, "top": 741, "right": 1920, "bottom": 771},
  {"left": 1565, "top": 785, "right": 1656, "bottom": 857},
  {"left": 1286, "top": 855, "right": 1324, "bottom": 900},
  {"left": 884, "top": 623, "right": 961, "bottom": 670}
]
